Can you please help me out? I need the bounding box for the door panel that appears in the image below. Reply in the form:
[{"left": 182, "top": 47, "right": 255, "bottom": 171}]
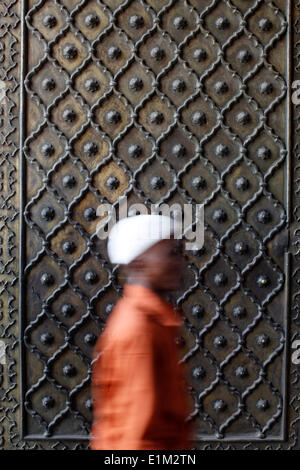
[{"left": 0, "top": 0, "right": 299, "bottom": 449}]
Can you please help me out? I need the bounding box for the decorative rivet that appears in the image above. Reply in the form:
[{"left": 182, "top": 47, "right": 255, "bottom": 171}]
[
  {"left": 258, "top": 18, "right": 273, "bottom": 32},
  {"left": 105, "top": 303, "right": 114, "bottom": 315},
  {"left": 260, "top": 81, "right": 274, "bottom": 95},
  {"left": 214, "top": 273, "right": 228, "bottom": 286},
  {"left": 41, "top": 206, "right": 55, "bottom": 221},
  {"left": 235, "top": 366, "right": 248, "bottom": 378},
  {"left": 42, "top": 395, "right": 55, "bottom": 409},
  {"left": 257, "top": 209, "right": 272, "bottom": 224},
  {"left": 128, "top": 144, "right": 143, "bottom": 158},
  {"left": 150, "top": 47, "right": 165, "bottom": 61},
  {"left": 62, "top": 108, "right": 77, "bottom": 123},
  {"left": 233, "top": 305, "right": 247, "bottom": 319},
  {"left": 212, "top": 208, "right": 227, "bottom": 223},
  {"left": 129, "top": 76, "right": 143, "bottom": 91},
  {"left": 85, "top": 78, "right": 100, "bottom": 93},
  {"left": 63, "top": 44, "right": 78, "bottom": 61},
  {"left": 105, "top": 176, "right": 120, "bottom": 190},
  {"left": 85, "top": 397, "right": 93, "bottom": 410},
  {"left": 107, "top": 46, "right": 122, "bottom": 60},
  {"left": 175, "top": 335, "right": 185, "bottom": 346},
  {"left": 215, "top": 17, "right": 230, "bottom": 30},
  {"left": 40, "top": 332, "right": 54, "bottom": 346},
  {"left": 63, "top": 364, "right": 77, "bottom": 377},
  {"left": 85, "top": 13, "right": 100, "bottom": 28},
  {"left": 61, "top": 303, "right": 75, "bottom": 317},
  {"left": 84, "top": 333, "right": 97, "bottom": 345},
  {"left": 84, "top": 207, "right": 97, "bottom": 221},
  {"left": 85, "top": 270, "right": 99, "bottom": 284},
  {"left": 191, "top": 110, "right": 207, "bottom": 126},
  {"left": 237, "top": 49, "right": 252, "bottom": 64},
  {"left": 234, "top": 241, "right": 248, "bottom": 255},
  {"left": 257, "top": 274, "right": 270, "bottom": 288},
  {"left": 62, "top": 240, "right": 76, "bottom": 254},
  {"left": 256, "top": 398, "right": 269, "bottom": 410},
  {"left": 193, "top": 48, "right": 207, "bottom": 62},
  {"left": 215, "top": 143, "right": 230, "bottom": 158},
  {"left": 214, "top": 81, "right": 229, "bottom": 95},
  {"left": 192, "top": 366, "right": 206, "bottom": 379},
  {"left": 235, "top": 176, "right": 250, "bottom": 191},
  {"left": 83, "top": 141, "right": 98, "bottom": 157},
  {"left": 62, "top": 174, "right": 76, "bottom": 189},
  {"left": 106, "top": 109, "right": 121, "bottom": 124},
  {"left": 214, "top": 399, "right": 227, "bottom": 412},
  {"left": 149, "top": 110, "right": 164, "bottom": 125},
  {"left": 236, "top": 111, "right": 251, "bottom": 126},
  {"left": 129, "top": 14, "right": 144, "bottom": 29},
  {"left": 43, "top": 15, "right": 57, "bottom": 29},
  {"left": 172, "top": 143, "right": 186, "bottom": 158},
  {"left": 191, "top": 304, "right": 204, "bottom": 318},
  {"left": 172, "top": 79, "right": 186, "bottom": 93},
  {"left": 257, "top": 146, "right": 271, "bottom": 160},
  {"left": 257, "top": 333, "right": 270, "bottom": 347},
  {"left": 41, "top": 143, "right": 55, "bottom": 158},
  {"left": 213, "top": 335, "right": 227, "bottom": 348},
  {"left": 150, "top": 176, "right": 165, "bottom": 190},
  {"left": 192, "top": 176, "right": 206, "bottom": 190},
  {"left": 40, "top": 273, "right": 55, "bottom": 286},
  {"left": 173, "top": 16, "right": 188, "bottom": 30},
  {"left": 41, "top": 78, "right": 56, "bottom": 91}
]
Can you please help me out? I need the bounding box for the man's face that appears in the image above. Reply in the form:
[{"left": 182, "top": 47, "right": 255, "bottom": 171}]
[{"left": 136, "top": 238, "right": 186, "bottom": 291}]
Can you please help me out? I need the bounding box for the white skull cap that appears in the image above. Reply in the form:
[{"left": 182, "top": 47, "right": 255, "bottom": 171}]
[{"left": 107, "top": 214, "right": 180, "bottom": 265}]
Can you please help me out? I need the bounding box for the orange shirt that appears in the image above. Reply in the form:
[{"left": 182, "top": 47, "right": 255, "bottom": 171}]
[{"left": 90, "top": 283, "right": 193, "bottom": 450}]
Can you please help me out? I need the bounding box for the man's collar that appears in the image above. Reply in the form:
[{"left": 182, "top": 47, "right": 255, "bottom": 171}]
[{"left": 123, "top": 283, "right": 182, "bottom": 327}]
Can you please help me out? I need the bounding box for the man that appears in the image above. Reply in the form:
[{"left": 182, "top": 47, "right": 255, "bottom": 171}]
[{"left": 90, "top": 214, "right": 194, "bottom": 450}]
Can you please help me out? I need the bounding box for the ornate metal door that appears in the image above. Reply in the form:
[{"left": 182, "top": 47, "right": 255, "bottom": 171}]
[{"left": 1, "top": 0, "right": 300, "bottom": 450}]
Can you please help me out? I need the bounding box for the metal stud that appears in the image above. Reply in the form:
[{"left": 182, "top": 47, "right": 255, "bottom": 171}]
[
  {"left": 257, "top": 334, "right": 270, "bottom": 348},
  {"left": 85, "top": 78, "right": 100, "bottom": 93},
  {"left": 43, "top": 15, "right": 57, "bottom": 29},
  {"left": 214, "top": 273, "right": 228, "bottom": 286},
  {"left": 257, "top": 209, "right": 272, "bottom": 224},
  {"left": 62, "top": 174, "right": 76, "bottom": 189},
  {"left": 149, "top": 111, "right": 164, "bottom": 125},
  {"left": 260, "top": 81, "right": 274, "bottom": 95},
  {"left": 84, "top": 207, "right": 96, "bottom": 221},
  {"left": 107, "top": 46, "right": 122, "bottom": 60},
  {"left": 256, "top": 398, "right": 269, "bottom": 410},
  {"left": 235, "top": 176, "right": 250, "bottom": 191},
  {"left": 192, "top": 366, "right": 206, "bottom": 379},
  {"left": 85, "top": 398, "right": 93, "bottom": 411},
  {"left": 214, "top": 81, "right": 229, "bottom": 95},
  {"left": 41, "top": 143, "right": 55, "bottom": 158},
  {"left": 172, "top": 143, "right": 186, "bottom": 158},
  {"left": 63, "top": 44, "right": 78, "bottom": 60},
  {"left": 237, "top": 49, "right": 252, "bottom": 64},
  {"left": 235, "top": 366, "right": 248, "bottom": 378},
  {"left": 62, "top": 108, "right": 77, "bottom": 123},
  {"left": 129, "top": 14, "right": 144, "bottom": 29},
  {"left": 236, "top": 111, "right": 251, "bottom": 126},
  {"left": 61, "top": 303, "right": 75, "bottom": 317},
  {"left": 193, "top": 48, "right": 207, "bottom": 62},
  {"left": 257, "top": 146, "right": 271, "bottom": 160},
  {"left": 191, "top": 110, "right": 207, "bottom": 126},
  {"left": 129, "top": 76, "right": 143, "bottom": 91},
  {"left": 83, "top": 141, "right": 98, "bottom": 157},
  {"left": 150, "top": 176, "right": 165, "bottom": 189},
  {"left": 191, "top": 304, "right": 204, "bottom": 318},
  {"left": 62, "top": 241, "right": 76, "bottom": 254},
  {"left": 150, "top": 47, "right": 165, "bottom": 61},
  {"left": 105, "top": 303, "right": 114, "bottom": 315},
  {"left": 172, "top": 79, "right": 186, "bottom": 93},
  {"left": 258, "top": 18, "right": 273, "bottom": 32},
  {"left": 41, "top": 206, "right": 55, "bottom": 221},
  {"left": 105, "top": 176, "right": 120, "bottom": 190},
  {"left": 212, "top": 208, "right": 227, "bottom": 223},
  {"left": 213, "top": 335, "right": 227, "bottom": 348},
  {"left": 233, "top": 305, "right": 247, "bottom": 319},
  {"left": 128, "top": 144, "right": 143, "bottom": 158},
  {"left": 192, "top": 176, "right": 206, "bottom": 190},
  {"left": 85, "top": 271, "right": 99, "bottom": 284},
  {"left": 40, "top": 333, "right": 54, "bottom": 346},
  {"left": 106, "top": 110, "right": 121, "bottom": 124},
  {"left": 173, "top": 16, "right": 188, "bottom": 30},
  {"left": 42, "top": 396, "right": 55, "bottom": 409},
  {"left": 234, "top": 241, "right": 248, "bottom": 255},
  {"left": 63, "top": 364, "right": 77, "bottom": 377},
  {"left": 85, "top": 13, "right": 100, "bottom": 28},
  {"left": 215, "top": 143, "right": 230, "bottom": 158},
  {"left": 84, "top": 333, "right": 97, "bottom": 346},
  {"left": 41, "top": 78, "right": 56, "bottom": 91},
  {"left": 40, "top": 273, "right": 55, "bottom": 286},
  {"left": 215, "top": 17, "right": 230, "bottom": 30},
  {"left": 214, "top": 399, "right": 227, "bottom": 412},
  {"left": 257, "top": 274, "right": 270, "bottom": 288}
]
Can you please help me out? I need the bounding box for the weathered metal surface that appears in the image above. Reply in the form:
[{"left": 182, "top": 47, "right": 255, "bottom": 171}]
[{"left": 0, "top": 0, "right": 299, "bottom": 450}]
